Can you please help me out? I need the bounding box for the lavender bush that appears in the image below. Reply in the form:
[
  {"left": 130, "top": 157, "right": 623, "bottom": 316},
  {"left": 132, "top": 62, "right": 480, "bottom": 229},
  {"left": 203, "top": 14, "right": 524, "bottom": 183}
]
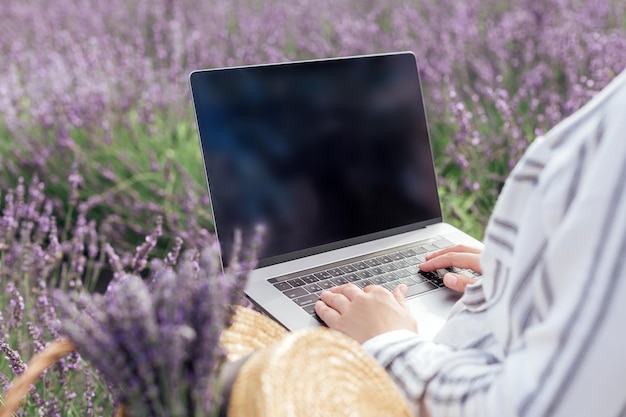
[
  {"left": 2, "top": 0, "right": 625, "bottom": 240},
  {"left": 0, "top": 177, "right": 117, "bottom": 416},
  {"left": 0, "top": 177, "right": 259, "bottom": 416},
  {"left": 53, "top": 238, "right": 259, "bottom": 417}
]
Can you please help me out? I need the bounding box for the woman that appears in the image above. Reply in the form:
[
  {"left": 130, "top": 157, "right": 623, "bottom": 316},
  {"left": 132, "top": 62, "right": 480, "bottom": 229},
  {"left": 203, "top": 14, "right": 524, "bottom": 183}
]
[{"left": 315, "top": 68, "right": 626, "bottom": 417}]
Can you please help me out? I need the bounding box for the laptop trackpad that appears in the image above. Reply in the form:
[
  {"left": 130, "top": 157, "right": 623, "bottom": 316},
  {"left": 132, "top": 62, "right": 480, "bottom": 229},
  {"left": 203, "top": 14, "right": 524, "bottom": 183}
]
[{"left": 406, "top": 289, "right": 459, "bottom": 340}]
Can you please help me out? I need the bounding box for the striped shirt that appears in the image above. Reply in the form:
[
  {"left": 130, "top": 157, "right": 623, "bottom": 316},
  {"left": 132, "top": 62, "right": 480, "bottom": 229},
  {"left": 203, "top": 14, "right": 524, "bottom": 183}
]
[{"left": 362, "top": 69, "right": 626, "bottom": 417}]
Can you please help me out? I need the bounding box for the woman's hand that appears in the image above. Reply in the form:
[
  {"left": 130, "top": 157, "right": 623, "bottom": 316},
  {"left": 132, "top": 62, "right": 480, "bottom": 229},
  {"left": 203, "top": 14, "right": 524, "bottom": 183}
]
[
  {"left": 315, "top": 283, "right": 417, "bottom": 344},
  {"left": 419, "top": 244, "right": 482, "bottom": 292}
]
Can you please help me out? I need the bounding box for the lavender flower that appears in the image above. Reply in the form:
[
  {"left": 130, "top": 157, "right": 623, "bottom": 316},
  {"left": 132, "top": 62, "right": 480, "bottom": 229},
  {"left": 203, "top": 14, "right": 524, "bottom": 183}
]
[
  {"left": 53, "top": 238, "right": 259, "bottom": 417},
  {"left": 6, "top": 283, "right": 25, "bottom": 330},
  {"left": 0, "top": 177, "right": 193, "bottom": 416},
  {"left": 131, "top": 216, "right": 163, "bottom": 272},
  {"left": 0, "top": 340, "right": 26, "bottom": 376},
  {"left": 26, "top": 322, "right": 46, "bottom": 353},
  {"left": 0, "top": 372, "right": 11, "bottom": 393},
  {"left": 164, "top": 236, "right": 184, "bottom": 266},
  {"left": 68, "top": 162, "right": 84, "bottom": 207},
  {"left": 84, "top": 369, "right": 97, "bottom": 417},
  {"left": 104, "top": 243, "right": 124, "bottom": 280}
]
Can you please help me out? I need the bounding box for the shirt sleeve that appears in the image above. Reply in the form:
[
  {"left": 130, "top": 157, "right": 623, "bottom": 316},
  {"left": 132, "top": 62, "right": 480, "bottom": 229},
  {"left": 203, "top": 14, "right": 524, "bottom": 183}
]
[
  {"left": 361, "top": 329, "right": 454, "bottom": 400},
  {"left": 362, "top": 281, "right": 626, "bottom": 417},
  {"left": 361, "top": 304, "right": 506, "bottom": 416}
]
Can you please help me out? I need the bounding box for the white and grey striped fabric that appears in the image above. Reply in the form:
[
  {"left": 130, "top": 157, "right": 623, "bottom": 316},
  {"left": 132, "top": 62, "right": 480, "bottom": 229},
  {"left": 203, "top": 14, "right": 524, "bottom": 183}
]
[{"left": 362, "top": 69, "right": 626, "bottom": 417}]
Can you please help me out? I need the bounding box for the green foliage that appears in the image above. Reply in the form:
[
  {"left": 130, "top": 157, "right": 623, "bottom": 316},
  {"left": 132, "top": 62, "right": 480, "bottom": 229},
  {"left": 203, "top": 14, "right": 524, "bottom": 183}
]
[
  {"left": 0, "top": 250, "right": 115, "bottom": 416},
  {"left": 438, "top": 184, "right": 490, "bottom": 241},
  {"left": 429, "top": 115, "right": 497, "bottom": 240},
  {"left": 0, "top": 109, "right": 213, "bottom": 259}
]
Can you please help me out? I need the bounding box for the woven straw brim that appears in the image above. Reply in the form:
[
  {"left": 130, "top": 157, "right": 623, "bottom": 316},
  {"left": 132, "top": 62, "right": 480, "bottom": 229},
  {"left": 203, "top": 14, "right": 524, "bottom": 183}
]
[
  {"left": 220, "top": 306, "right": 289, "bottom": 361},
  {"left": 228, "top": 326, "right": 412, "bottom": 417}
]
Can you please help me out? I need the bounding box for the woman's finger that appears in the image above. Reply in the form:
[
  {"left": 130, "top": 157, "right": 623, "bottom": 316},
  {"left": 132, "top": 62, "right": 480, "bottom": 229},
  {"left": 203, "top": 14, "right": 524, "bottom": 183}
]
[
  {"left": 319, "top": 290, "right": 352, "bottom": 313},
  {"left": 330, "top": 283, "right": 363, "bottom": 301},
  {"left": 419, "top": 252, "right": 482, "bottom": 274},
  {"left": 314, "top": 300, "right": 340, "bottom": 326},
  {"left": 443, "top": 273, "right": 478, "bottom": 293},
  {"left": 425, "top": 244, "right": 482, "bottom": 261}
]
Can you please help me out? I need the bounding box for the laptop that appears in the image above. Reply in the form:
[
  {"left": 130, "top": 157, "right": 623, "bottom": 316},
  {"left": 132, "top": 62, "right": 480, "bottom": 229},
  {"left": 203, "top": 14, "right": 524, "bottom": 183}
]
[{"left": 189, "top": 51, "right": 483, "bottom": 339}]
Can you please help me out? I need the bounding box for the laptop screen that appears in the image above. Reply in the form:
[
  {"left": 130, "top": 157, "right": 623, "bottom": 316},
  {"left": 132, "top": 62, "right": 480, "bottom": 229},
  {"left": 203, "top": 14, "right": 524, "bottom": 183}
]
[{"left": 190, "top": 52, "right": 442, "bottom": 267}]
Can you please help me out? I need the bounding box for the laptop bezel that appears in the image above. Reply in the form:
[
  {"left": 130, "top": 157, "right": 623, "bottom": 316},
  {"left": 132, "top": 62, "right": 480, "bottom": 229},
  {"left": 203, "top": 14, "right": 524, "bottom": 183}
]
[{"left": 189, "top": 51, "right": 443, "bottom": 269}]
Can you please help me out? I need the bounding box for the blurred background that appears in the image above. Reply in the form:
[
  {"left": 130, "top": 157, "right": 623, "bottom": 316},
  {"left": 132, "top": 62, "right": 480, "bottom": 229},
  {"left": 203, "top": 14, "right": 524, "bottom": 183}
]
[{"left": 1, "top": 0, "right": 625, "bottom": 253}]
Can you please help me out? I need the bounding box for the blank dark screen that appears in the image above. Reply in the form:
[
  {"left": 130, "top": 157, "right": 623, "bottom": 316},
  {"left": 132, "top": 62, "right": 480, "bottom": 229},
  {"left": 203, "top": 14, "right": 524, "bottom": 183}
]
[{"left": 190, "top": 53, "right": 441, "bottom": 266}]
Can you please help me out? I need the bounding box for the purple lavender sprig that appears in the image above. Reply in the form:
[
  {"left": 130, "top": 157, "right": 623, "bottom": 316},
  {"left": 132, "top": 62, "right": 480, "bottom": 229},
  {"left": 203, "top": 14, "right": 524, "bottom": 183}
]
[
  {"left": 53, "top": 235, "right": 260, "bottom": 417},
  {"left": 6, "top": 282, "right": 25, "bottom": 331},
  {"left": 131, "top": 216, "right": 163, "bottom": 272},
  {"left": 0, "top": 340, "right": 26, "bottom": 376},
  {"left": 0, "top": 176, "right": 192, "bottom": 416}
]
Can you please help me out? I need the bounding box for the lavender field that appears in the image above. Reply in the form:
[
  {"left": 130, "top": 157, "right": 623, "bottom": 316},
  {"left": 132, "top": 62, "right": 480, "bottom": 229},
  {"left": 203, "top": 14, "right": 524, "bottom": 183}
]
[{"left": 1, "top": 0, "right": 625, "bottom": 415}]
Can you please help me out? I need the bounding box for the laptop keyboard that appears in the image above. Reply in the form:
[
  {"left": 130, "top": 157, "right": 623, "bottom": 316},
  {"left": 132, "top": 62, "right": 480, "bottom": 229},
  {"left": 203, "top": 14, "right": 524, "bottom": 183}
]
[{"left": 268, "top": 236, "right": 480, "bottom": 320}]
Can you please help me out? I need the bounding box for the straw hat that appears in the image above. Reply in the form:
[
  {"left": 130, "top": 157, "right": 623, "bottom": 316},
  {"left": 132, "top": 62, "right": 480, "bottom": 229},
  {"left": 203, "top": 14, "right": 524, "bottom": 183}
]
[
  {"left": 220, "top": 306, "right": 412, "bottom": 417},
  {"left": 0, "top": 307, "right": 412, "bottom": 417}
]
